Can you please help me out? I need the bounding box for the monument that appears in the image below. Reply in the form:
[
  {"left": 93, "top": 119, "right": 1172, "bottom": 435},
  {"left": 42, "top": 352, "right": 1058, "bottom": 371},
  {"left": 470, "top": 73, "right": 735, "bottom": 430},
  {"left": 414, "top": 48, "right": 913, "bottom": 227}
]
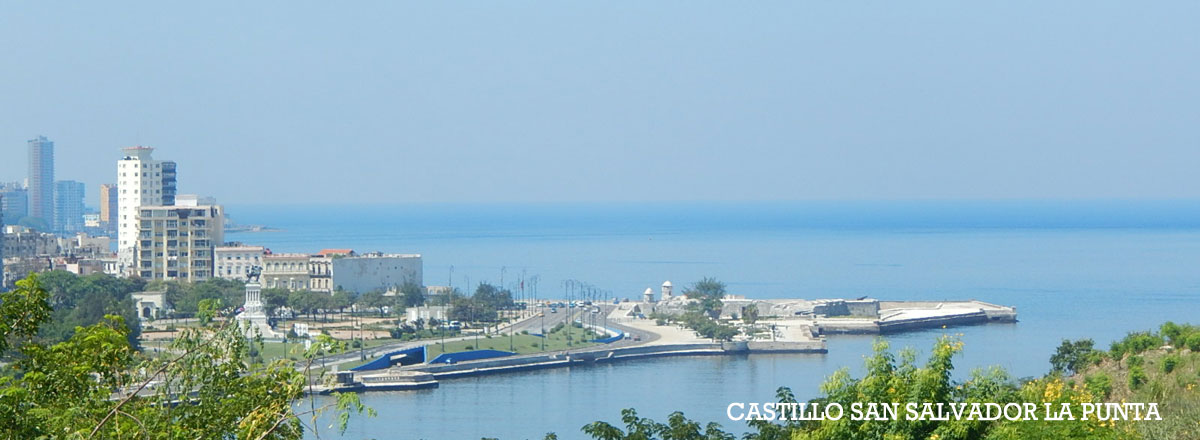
[{"left": 238, "top": 266, "right": 284, "bottom": 339}]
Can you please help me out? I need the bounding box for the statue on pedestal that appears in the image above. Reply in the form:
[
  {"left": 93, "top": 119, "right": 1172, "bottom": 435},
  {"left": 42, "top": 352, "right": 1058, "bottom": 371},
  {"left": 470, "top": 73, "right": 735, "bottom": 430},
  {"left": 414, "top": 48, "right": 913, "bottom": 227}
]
[{"left": 238, "top": 265, "right": 283, "bottom": 339}]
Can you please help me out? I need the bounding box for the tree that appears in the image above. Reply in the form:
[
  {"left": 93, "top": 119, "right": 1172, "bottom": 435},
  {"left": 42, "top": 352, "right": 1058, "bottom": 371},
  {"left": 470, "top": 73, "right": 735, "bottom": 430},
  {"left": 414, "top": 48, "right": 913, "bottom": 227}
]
[
  {"left": 741, "top": 304, "right": 759, "bottom": 325},
  {"left": 1049, "top": 338, "right": 1100, "bottom": 375},
  {"left": 683, "top": 277, "right": 725, "bottom": 318},
  {"left": 0, "top": 273, "right": 372, "bottom": 438},
  {"left": 400, "top": 281, "right": 426, "bottom": 308}
]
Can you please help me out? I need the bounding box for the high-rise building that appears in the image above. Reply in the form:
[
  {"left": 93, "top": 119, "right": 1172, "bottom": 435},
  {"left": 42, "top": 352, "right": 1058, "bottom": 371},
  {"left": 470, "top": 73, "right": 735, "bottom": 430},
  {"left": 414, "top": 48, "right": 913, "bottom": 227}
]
[
  {"left": 0, "top": 183, "right": 28, "bottom": 225},
  {"left": 27, "top": 136, "right": 54, "bottom": 231},
  {"left": 99, "top": 183, "right": 118, "bottom": 234},
  {"left": 117, "top": 147, "right": 175, "bottom": 271},
  {"left": 133, "top": 204, "right": 224, "bottom": 281},
  {"left": 54, "top": 180, "right": 85, "bottom": 235}
]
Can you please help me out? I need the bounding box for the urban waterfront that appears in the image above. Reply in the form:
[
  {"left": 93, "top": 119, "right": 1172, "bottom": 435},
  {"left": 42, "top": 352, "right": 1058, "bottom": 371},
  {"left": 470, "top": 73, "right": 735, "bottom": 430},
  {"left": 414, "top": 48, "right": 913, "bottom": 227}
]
[{"left": 223, "top": 201, "right": 1200, "bottom": 439}]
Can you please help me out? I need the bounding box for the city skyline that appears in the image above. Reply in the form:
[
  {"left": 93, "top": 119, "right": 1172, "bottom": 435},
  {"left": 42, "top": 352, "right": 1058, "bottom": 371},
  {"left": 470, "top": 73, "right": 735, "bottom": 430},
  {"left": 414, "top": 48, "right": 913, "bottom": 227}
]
[{"left": 3, "top": 2, "right": 1199, "bottom": 205}]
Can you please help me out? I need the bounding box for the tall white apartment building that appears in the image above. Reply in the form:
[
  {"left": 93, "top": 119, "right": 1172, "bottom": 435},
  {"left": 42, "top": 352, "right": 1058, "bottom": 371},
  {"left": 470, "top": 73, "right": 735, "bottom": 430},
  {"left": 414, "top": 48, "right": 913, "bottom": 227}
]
[
  {"left": 117, "top": 147, "right": 177, "bottom": 272},
  {"left": 214, "top": 245, "right": 265, "bottom": 281},
  {"left": 133, "top": 205, "right": 223, "bottom": 281}
]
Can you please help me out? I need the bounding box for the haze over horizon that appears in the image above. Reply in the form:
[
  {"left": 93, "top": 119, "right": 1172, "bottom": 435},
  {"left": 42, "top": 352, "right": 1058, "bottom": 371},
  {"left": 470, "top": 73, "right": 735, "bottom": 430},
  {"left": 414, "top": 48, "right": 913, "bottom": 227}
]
[{"left": 3, "top": 2, "right": 1198, "bottom": 205}]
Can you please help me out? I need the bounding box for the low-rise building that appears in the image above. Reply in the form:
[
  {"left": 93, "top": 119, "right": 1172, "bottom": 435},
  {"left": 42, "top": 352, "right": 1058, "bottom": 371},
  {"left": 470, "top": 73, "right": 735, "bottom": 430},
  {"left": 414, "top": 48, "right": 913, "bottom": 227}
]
[
  {"left": 308, "top": 255, "right": 333, "bottom": 293},
  {"left": 132, "top": 290, "right": 170, "bottom": 320},
  {"left": 262, "top": 253, "right": 311, "bottom": 290},
  {"left": 214, "top": 245, "right": 265, "bottom": 281},
  {"left": 331, "top": 252, "right": 422, "bottom": 293},
  {"left": 406, "top": 305, "right": 449, "bottom": 324}
]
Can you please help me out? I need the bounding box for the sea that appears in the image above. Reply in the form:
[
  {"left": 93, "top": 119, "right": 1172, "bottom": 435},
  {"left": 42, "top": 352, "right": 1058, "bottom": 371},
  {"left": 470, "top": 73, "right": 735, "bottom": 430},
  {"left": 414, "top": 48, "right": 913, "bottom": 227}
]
[{"left": 224, "top": 200, "right": 1200, "bottom": 440}]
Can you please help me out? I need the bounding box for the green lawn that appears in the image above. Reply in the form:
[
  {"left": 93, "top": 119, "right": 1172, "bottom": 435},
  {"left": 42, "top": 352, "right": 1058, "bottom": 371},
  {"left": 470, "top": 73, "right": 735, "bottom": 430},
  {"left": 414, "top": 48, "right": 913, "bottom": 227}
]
[{"left": 424, "top": 327, "right": 602, "bottom": 359}]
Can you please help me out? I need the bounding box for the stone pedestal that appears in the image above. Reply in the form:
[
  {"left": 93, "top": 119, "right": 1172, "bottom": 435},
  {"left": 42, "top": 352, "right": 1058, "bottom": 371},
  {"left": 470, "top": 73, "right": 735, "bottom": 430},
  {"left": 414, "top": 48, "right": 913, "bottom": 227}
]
[{"left": 238, "top": 282, "right": 283, "bottom": 339}]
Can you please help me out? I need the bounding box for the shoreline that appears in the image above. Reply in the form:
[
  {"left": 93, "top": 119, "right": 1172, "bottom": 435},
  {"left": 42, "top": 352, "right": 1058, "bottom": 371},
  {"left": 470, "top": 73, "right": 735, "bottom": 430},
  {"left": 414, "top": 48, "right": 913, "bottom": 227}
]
[{"left": 308, "top": 298, "right": 1015, "bottom": 395}]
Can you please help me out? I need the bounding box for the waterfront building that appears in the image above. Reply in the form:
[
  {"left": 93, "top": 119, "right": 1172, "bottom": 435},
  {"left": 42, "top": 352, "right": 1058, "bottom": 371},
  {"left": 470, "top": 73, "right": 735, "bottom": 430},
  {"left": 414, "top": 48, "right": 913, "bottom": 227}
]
[
  {"left": 662, "top": 280, "right": 673, "bottom": 300},
  {"left": 214, "top": 245, "right": 265, "bottom": 281},
  {"left": 0, "top": 183, "right": 28, "bottom": 225},
  {"left": 262, "top": 253, "right": 311, "bottom": 290},
  {"left": 54, "top": 180, "right": 85, "bottom": 235},
  {"left": 331, "top": 252, "right": 422, "bottom": 294},
  {"left": 117, "top": 147, "right": 178, "bottom": 271},
  {"left": 99, "top": 183, "right": 117, "bottom": 234},
  {"left": 132, "top": 205, "right": 224, "bottom": 281},
  {"left": 27, "top": 136, "right": 55, "bottom": 231},
  {"left": 308, "top": 255, "right": 333, "bottom": 293}
]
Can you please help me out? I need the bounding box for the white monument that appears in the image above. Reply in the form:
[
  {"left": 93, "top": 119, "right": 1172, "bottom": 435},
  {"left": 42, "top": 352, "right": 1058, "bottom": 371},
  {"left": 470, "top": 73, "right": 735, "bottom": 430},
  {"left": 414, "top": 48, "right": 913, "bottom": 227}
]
[
  {"left": 643, "top": 287, "right": 655, "bottom": 303},
  {"left": 661, "top": 280, "right": 673, "bottom": 300},
  {"left": 238, "top": 266, "right": 283, "bottom": 339}
]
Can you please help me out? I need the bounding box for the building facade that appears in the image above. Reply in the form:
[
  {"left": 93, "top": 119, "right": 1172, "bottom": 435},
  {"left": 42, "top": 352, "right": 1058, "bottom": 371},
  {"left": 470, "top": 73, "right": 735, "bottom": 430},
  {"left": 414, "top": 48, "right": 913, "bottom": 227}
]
[
  {"left": 117, "top": 147, "right": 177, "bottom": 271},
  {"left": 308, "top": 256, "right": 333, "bottom": 293},
  {"left": 99, "top": 183, "right": 117, "bottom": 234},
  {"left": 331, "top": 253, "right": 423, "bottom": 294},
  {"left": 0, "top": 183, "right": 28, "bottom": 225},
  {"left": 27, "top": 136, "right": 54, "bottom": 230},
  {"left": 132, "top": 205, "right": 224, "bottom": 281},
  {"left": 262, "top": 253, "right": 311, "bottom": 290},
  {"left": 214, "top": 245, "right": 265, "bottom": 281},
  {"left": 54, "top": 180, "right": 85, "bottom": 235}
]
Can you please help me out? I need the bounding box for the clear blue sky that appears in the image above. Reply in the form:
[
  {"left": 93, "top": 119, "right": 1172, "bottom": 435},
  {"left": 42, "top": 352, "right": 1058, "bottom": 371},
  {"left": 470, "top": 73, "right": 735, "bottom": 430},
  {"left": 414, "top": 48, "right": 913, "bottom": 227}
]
[{"left": 2, "top": 2, "right": 1197, "bottom": 205}]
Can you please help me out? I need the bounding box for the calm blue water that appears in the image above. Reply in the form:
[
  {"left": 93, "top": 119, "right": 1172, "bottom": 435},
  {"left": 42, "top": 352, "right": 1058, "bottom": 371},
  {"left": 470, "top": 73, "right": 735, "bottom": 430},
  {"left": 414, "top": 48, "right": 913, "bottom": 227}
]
[{"left": 226, "top": 201, "right": 1200, "bottom": 440}]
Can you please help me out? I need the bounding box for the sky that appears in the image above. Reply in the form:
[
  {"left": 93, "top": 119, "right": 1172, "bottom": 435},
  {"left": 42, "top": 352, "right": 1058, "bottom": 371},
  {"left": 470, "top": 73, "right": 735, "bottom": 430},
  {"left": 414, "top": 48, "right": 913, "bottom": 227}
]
[{"left": 1, "top": 2, "right": 1198, "bottom": 205}]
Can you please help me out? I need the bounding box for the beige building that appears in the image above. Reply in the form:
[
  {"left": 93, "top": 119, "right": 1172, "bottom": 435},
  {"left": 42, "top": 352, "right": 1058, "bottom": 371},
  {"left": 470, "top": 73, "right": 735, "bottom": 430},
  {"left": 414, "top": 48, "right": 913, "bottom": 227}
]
[
  {"left": 308, "top": 255, "right": 333, "bottom": 293},
  {"left": 133, "top": 205, "right": 223, "bottom": 281},
  {"left": 262, "top": 253, "right": 310, "bottom": 290},
  {"left": 214, "top": 245, "right": 265, "bottom": 281}
]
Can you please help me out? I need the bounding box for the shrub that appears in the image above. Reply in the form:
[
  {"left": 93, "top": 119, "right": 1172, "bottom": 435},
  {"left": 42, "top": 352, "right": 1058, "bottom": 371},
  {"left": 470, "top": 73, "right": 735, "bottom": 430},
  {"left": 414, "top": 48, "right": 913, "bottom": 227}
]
[
  {"left": 1187, "top": 333, "right": 1200, "bottom": 351},
  {"left": 464, "top": 345, "right": 473, "bottom": 350},
  {"left": 1129, "top": 366, "right": 1148, "bottom": 389},
  {"left": 1127, "top": 355, "right": 1144, "bottom": 367},
  {"left": 1085, "top": 373, "right": 1113, "bottom": 398},
  {"left": 1162, "top": 355, "right": 1179, "bottom": 373}
]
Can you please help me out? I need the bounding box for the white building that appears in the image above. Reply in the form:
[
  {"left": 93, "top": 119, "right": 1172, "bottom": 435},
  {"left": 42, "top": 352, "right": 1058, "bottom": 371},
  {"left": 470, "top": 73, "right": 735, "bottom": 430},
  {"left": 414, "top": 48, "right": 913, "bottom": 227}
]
[
  {"left": 132, "top": 290, "right": 170, "bottom": 320},
  {"left": 214, "top": 245, "right": 265, "bottom": 281},
  {"left": 406, "top": 306, "right": 449, "bottom": 324},
  {"left": 117, "top": 147, "right": 176, "bottom": 272},
  {"left": 262, "top": 253, "right": 311, "bottom": 290},
  {"left": 133, "top": 205, "right": 223, "bottom": 281},
  {"left": 331, "top": 253, "right": 422, "bottom": 294}
]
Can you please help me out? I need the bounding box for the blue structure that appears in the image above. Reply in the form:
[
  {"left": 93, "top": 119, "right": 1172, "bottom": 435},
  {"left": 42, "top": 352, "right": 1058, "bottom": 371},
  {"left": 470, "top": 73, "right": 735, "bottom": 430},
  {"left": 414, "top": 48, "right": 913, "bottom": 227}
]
[
  {"left": 591, "top": 328, "right": 624, "bottom": 344},
  {"left": 350, "top": 346, "right": 426, "bottom": 371},
  {"left": 428, "top": 349, "right": 515, "bottom": 365}
]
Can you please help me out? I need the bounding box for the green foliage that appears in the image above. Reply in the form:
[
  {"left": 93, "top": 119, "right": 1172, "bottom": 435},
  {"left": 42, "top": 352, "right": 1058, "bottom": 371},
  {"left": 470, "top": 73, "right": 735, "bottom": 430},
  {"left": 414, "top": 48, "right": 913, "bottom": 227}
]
[
  {"left": 586, "top": 336, "right": 1137, "bottom": 440},
  {"left": 1109, "top": 331, "right": 1163, "bottom": 359},
  {"left": 400, "top": 280, "right": 426, "bottom": 307},
  {"left": 1128, "top": 365, "right": 1148, "bottom": 389},
  {"left": 0, "top": 274, "right": 53, "bottom": 353},
  {"left": 18, "top": 271, "right": 144, "bottom": 347},
  {"left": 1049, "top": 338, "right": 1100, "bottom": 375},
  {"left": 1126, "top": 355, "right": 1143, "bottom": 368},
  {"left": 1161, "top": 354, "right": 1179, "bottom": 373},
  {"left": 683, "top": 277, "right": 726, "bottom": 318},
  {"left": 1186, "top": 333, "right": 1200, "bottom": 351},
  {"left": 741, "top": 304, "right": 759, "bottom": 325},
  {"left": 1084, "top": 373, "right": 1113, "bottom": 398},
  {"left": 582, "top": 408, "right": 735, "bottom": 440},
  {"left": 0, "top": 273, "right": 371, "bottom": 439}
]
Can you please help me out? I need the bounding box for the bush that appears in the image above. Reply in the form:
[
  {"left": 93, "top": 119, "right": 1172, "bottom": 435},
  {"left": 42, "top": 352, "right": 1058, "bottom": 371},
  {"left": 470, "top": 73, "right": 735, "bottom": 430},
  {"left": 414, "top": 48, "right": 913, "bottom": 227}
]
[
  {"left": 1127, "top": 355, "right": 1144, "bottom": 367},
  {"left": 1187, "top": 333, "right": 1200, "bottom": 351},
  {"left": 1084, "top": 373, "right": 1113, "bottom": 398},
  {"left": 464, "top": 345, "right": 473, "bottom": 350},
  {"left": 1129, "top": 366, "right": 1148, "bottom": 389},
  {"left": 1161, "top": 355, "right": 1179, "bottom": 373}
]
